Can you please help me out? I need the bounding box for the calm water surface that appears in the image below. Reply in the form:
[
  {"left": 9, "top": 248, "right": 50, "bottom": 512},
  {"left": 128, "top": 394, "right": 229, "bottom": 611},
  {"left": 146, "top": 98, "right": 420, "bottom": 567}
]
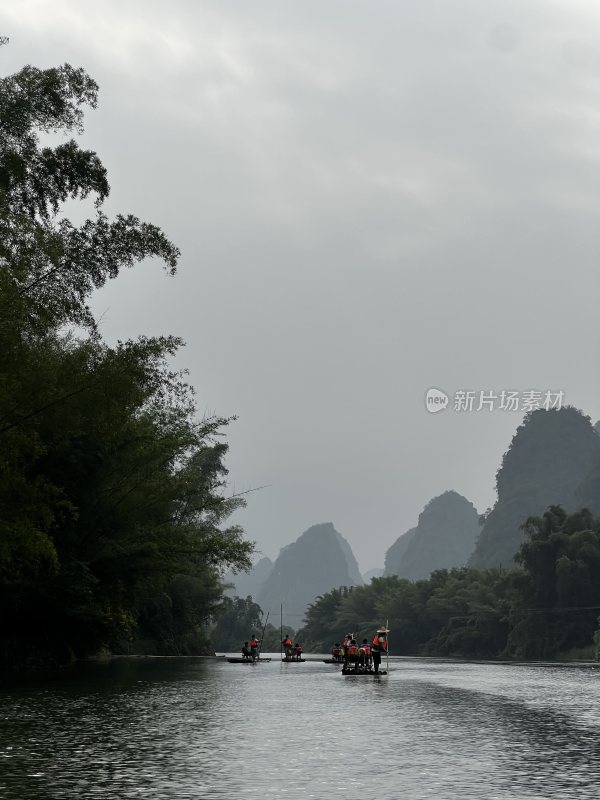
[{"left": 1, "top": 656, "right": 600, "bottom": 799}]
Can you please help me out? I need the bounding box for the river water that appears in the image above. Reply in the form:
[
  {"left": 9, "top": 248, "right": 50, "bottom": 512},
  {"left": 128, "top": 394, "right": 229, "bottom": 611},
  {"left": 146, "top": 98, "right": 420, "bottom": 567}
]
[{"left": 1, "top": 656, "right": 600, "bottom": 799}]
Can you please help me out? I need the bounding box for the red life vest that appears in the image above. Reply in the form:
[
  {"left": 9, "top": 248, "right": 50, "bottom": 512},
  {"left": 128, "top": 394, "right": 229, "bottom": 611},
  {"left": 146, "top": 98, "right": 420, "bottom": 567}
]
[
  {"left": 294, "top": 645, "right": 302, "bottom": 654},
  {"left": 372, "top": 634, "right": 388, "bottom": 651},
  {"left": 359, "top": 643, "right": 371, "bottom": 655},
  {"left": 250, "top": 639, "right": 259, "bottom": 648},
  {"left": 347, "top": 644, "right": 358, "bottom": 656},
  {"left": 282, "top": 638, "right": 292, "bottom": 647}
]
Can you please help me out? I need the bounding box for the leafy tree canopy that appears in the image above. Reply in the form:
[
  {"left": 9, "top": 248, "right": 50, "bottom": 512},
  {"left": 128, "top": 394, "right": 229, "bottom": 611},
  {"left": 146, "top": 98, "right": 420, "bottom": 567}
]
[{"left": 0, "top": 41, "right": 252, "bottom": 667}]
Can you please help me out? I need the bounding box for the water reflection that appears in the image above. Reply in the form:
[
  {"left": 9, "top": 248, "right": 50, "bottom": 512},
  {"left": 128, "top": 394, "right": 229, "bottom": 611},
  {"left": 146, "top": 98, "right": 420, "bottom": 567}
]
[{"left": 1, "top": 657, "right": 600, "bottom": 799}]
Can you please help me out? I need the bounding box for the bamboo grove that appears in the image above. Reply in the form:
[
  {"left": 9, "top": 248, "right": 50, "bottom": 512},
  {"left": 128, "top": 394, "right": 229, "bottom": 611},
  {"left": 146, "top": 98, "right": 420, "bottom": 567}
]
[{"left": 0, "top": 45, "right": 253, "bottom": 667}]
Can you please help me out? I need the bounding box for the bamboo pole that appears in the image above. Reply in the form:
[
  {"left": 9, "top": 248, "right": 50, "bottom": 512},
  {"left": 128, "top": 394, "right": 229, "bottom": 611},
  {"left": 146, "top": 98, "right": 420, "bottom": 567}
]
[
  {"left": 257, "top": 611, "right": 269, "bottom": 661},
  {"left": 280, "top": 603, "right": 283, "bottom": 661},
  {"left": 386, "top": 618, "right": 390, "bottom": 675}
]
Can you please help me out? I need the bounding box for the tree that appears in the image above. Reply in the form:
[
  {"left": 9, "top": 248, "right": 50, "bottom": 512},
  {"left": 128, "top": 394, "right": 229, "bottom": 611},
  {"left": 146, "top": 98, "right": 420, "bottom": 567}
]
[
  {"left": 0, "top": 42, "right": 252, "bottom": 666},
  {"left": 506, "top": 507, "right": 600, "bottom": 659},
  {"left": 297, "top": 586, "right": 352, "bottom": 651},
  {"left": 210, "top": 597, "right": 264, "bottom": 652}
]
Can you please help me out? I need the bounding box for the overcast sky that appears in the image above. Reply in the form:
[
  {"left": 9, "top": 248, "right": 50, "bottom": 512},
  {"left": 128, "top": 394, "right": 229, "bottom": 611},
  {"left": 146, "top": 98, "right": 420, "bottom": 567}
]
[{"left": 3, "top": 0, "right": 600, "bottom": 571}]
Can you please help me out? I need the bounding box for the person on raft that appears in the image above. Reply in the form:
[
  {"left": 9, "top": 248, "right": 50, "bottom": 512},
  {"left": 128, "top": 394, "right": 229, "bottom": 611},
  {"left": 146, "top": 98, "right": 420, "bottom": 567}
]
[
  {"left": 359, "top": 638, "right": 372, "bottom": 669},
  {"left": 281, "top": 634, "right": 293, "bottom": 659},
  {"left": 293, "top": 642, "right": 303, "bottom": 660},
  {"left": 241, "top": 641, "right": 252, "bottom": 660},
  {"left": 371, "top": 627, "right": 389, "bottom": 673},
  {"left": 344, "top": 639, "right": 359, "bottom": 669},
  {"left": 331, "top": 643, "right": 342, "bottom": 662},
  {"left": 249, "top": 634, "right": 261, "bottom": 661}
]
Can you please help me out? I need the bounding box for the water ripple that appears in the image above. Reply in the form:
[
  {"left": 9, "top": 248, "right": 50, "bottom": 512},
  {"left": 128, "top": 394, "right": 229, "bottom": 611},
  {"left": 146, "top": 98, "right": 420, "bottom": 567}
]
[{"left": 1, "top": 657, "right": 600, "bottom": 799}]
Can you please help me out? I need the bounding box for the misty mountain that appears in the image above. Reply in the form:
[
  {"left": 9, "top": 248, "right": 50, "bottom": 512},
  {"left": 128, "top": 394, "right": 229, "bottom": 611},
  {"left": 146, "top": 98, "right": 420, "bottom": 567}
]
[
  {"left": 223, "top": 556, "right": 273, "bottom": 600},
  {"left": 383, "top": 527, "right": 418, "bottom": 577},
  {"left": 470, "top": 408, "right": 600, "bottom": 568},
  {"left": 384, "top": 492, "right": 480, "bottom": 580},
  {"left": 575, "top": 420, "right": 600, "bottom": 510},
  {"left": 362, "top": 568, "right": 384, "bottom": 582},
  {"left": 257, "top": 522, "right": 363, "bottom": 627},
  {"left": 332, "top": 527, "right": 363, "bottom": 585}
]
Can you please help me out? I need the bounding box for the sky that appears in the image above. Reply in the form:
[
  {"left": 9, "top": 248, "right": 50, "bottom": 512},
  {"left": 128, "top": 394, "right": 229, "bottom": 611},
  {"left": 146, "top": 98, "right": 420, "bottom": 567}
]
[{"left": 2, "top": 0, "right": 600, "bottom": 571}]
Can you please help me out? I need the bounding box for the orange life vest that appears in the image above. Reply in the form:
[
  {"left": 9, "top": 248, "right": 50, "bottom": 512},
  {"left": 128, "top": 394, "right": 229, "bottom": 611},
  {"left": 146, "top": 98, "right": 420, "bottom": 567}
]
[
  {"left": 282, "top": 638, "right": 292, "bottom": 647},
  {"left": 347, "top": 644, "right": 359, "bottom": 656},
  {"left": 372, "top": 634, "right": 388, "bottom": 652},
  {"left": 359, "top": 643, "right": 371, "bottom": 655}
]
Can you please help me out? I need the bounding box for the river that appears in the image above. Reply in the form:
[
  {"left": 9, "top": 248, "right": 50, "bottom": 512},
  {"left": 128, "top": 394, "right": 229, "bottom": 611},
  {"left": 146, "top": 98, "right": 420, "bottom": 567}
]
[{"left": 1, "top": 656, "right": 600, "bottom": 799}]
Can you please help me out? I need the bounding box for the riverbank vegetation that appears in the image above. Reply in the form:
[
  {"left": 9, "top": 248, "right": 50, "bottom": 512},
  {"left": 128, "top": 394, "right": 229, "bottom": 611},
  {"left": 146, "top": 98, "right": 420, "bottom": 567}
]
[
  {"left": 298, "top": 507, "right": 600, "bottom": 661},
  {"left": 209, "top": 596, "right": 294, "bottom": 652},
  {"left": 0, "top": 46, "right": 253, "bottom": 668}
]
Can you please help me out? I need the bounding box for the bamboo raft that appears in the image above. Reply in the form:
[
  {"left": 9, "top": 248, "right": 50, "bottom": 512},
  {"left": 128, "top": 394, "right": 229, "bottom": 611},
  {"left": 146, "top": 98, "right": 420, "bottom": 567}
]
[
  {"left": 226, "top": 657, "right": 272, "bottom": 663},
  {"left": 322, "top": 658, "right": 344, "bottom": 664},
  {"left": 342, "top": 667, "right": 387, "bottom": 676},
  {"left": 281, "top": 658, "right": 306, "bottom": 662}
]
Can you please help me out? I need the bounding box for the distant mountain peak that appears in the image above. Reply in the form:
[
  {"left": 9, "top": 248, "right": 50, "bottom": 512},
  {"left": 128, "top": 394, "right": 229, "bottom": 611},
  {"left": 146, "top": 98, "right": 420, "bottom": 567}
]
[
  {"left": 470, "top": 407, "right": 600, "bottom": 568},
  {"left": 258, "top": 522, "right": 363, "bottom": 625},
  {"left": 384, "top": 492, "right": 480, "bottom": 580},
  {"left": 223, "top": 556, "right": 273, "bottom": 600}
]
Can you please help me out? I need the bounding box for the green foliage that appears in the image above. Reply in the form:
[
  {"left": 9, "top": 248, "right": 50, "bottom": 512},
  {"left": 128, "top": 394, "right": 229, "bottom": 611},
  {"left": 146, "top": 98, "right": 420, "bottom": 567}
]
[
  {"left": 506, "top": 507, "right": 600, "bottom": 659},
  {"left": 210, "top": 597, "right": 265, "bottom": 652},
  {"left": 0, "top": 47, "right": 252, "bottom": 665},
  {"left": 129, "top": 574, "right": 224, "bottom": 656},
  {"left": 298, "top": 572, "right": 510, "bottom": 658},
  {"left": 261, "top": 622, "right": 296, "bottom": 652},
  {"left": 210, "top": 596, "right": 297, "bottom": 653},
  {"left": 299, "top": 586, "right": 355, "bottom": 651}
]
